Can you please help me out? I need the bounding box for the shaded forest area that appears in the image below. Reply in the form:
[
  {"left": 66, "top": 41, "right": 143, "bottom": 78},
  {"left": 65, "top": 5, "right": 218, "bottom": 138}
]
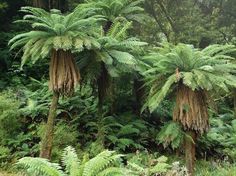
[{"left": 0, "top": 0, "right": 236, "bottom": 176}]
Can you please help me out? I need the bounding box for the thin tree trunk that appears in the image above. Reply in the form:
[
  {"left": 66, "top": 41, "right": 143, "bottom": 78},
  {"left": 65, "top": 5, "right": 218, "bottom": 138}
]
[
  {"left": 96, "top": 63, "right": 109, "bottom": 146},
  {"left": 185, "top": 130, "right": 196, "bottom": 176},
  {"left": 40, "top": 91, "right": 59, "bottom": 159}
]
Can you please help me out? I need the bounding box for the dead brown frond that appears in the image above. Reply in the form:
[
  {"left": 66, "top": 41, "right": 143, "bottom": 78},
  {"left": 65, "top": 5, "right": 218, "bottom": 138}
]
[
  {"left": 49, "top": 49, "right": 80, "bottom": 96},
  {"left": 173, "top": 84, "right": 209, "bottom": 134}
]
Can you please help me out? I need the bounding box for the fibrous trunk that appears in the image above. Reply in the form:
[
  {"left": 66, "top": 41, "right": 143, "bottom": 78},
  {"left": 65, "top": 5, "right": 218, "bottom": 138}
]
[
  {"left": 173, "top": 84, "right": 209, "bottom": 175},
  {"left": 173, "top": 84, "right": 209, "bottom": 134},
  {"left": 40, "top": 91, "right": 59, "bottom": 159},
  {"left": 49, "top": 49, "right": 80, "bottom": 96}
]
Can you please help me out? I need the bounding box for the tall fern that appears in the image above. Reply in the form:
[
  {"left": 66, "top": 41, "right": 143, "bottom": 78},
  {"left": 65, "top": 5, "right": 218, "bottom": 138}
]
[{"left": 142, "top": 43, "right": 236, "bottom": 113}]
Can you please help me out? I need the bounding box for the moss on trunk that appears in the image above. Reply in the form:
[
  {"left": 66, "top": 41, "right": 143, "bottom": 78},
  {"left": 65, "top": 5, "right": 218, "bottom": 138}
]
[
  {"left": 39, "top": 91, "right": 59, "bottom": 159},
  {"left": 185, "top": 130, "right": 196, "bottom": 176}
]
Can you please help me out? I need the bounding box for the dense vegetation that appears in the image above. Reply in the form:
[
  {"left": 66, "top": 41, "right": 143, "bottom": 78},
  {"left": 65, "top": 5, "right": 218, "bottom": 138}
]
[{"left": 0, "top": 0, "right": 236, "bottom": 176}]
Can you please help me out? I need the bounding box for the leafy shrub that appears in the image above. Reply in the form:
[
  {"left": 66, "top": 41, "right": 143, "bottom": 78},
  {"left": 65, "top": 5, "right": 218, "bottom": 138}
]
[
  {"left": 85, "top": 113, "right": 153, "bottom": 152},
  {"left": 0, "top": 91, "right": 21, "bottom": 143},
  {"left": 199, "top": 112, "right": 236, "bottom": 161},
  {"left": 0, "top": 146, "right": 11, "bottom": 164}
]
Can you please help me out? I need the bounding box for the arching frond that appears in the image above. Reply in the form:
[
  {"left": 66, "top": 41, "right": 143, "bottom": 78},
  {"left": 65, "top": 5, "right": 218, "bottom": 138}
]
[
  {"left": 82, "top": 150, "right": 123, "bottom": 176},
  {"left": 16, "top": 157, "right": 64, "bottom": 176},
  {"left": 62, "top": 146, "right": 80, "bottom": 176}
]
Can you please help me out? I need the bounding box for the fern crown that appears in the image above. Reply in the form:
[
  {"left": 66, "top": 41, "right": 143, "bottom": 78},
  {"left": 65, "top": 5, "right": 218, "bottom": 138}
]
[
  {"left": 81, "top": 0, "right": 146, "bottom": 23},
  {"left": 143, "top": 43, "right": 236, "bottom": 112},
  {"left": 79, "top": 20, "right": 147, "bottom": 79},
  {"left": 8, "top": 6, "right": 103, "bottom": 67}
]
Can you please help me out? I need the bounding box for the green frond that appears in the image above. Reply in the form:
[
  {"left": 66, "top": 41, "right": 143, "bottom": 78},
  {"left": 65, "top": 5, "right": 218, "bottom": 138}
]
[
  {"left": 82, "top": 150, "right": 123, "bottom": 176},
  {"left": 108, "top": 50, "right": 136, "bottom": 65},
  {"left": 62, "top": 146, "right": 80, "bottom": 176},
  {"left": 143, "top": 74, "right": 177, "bottom": 112},
  {"left": 157, "top": 121, "right": 185, "bottom": 149},
  {"left": 16, "top": 157, "right": 64, "bottom": 176}
]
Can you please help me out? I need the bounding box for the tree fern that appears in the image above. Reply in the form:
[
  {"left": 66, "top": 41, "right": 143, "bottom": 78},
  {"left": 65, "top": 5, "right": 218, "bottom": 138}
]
[
  {"left": 142, "top": 43, "right": 236, "bottom": 174},
  {"left": 142, "top": 43, "right": 236, "bottom": 112}
]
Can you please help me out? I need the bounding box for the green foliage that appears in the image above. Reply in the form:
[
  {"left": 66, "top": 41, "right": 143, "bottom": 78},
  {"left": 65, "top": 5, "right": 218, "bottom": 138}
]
[
  {"left": 85, "top": 113, "right": 153, "bottom": 152},
  {"left": 81, "top": 0, "right": 146, "bottom": 23},
  {"left": 199, "top": 112, "right": 236, "bottom": 161},
  {"left": 0, "top": 146, "right": 10, "bottom": 163},
  {"left": 17, "top": 146, "right": 131, "bottom": 176},
  {"left": 20, "top": 79, "right": 50, "bottom": 118},
  {"left": 142, "top": 43, "right": 236, "bottom": 112},
  {"left": 157, "top": 121, "right": 185, "bottom": 149},
  {"left": 127, "top": 151, "right": 171, "bottom": 176},
  {"left": 1, "top": 0, "right": 236, "bottom": 175},
  {"left": 196, "top": 160, "right": 236, "bottom": 176},
  {"left": 0, "top": 90, "right": 40, "bottom": 167},
  {"left": 8, "top": 6, "right": 103, "bottom": 68},
  {"left": 0, "top": 91, "right": 21, "bottom": 142},
  {"left": 79, "top": 20, "right": 147, "bottom": 82}
]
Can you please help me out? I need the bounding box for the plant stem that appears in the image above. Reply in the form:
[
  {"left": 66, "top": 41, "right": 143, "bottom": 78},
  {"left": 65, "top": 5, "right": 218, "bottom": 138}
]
[
  {"left": 39, "top": 91, "right": 59, "bottom": 159},
  {"left": 185, "top": 130, "right": 196, "bottom": 176}
]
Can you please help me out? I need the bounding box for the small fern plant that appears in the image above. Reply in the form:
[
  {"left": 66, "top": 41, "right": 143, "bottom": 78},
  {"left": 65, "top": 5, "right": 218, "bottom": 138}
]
[{"left": 16, "top": 146, "right": 131, "bottom": 176}]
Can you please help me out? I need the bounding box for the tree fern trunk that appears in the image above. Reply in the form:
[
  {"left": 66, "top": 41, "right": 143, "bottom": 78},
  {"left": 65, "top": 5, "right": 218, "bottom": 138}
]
[
  {"left": 32, "top": 0, "right": 48, "bottom": 9},
  {"left": 133, "top": 78, "right": 145, "bottom": 115},
  {"left": 50, "top": 0, "right": 68, "bottom": 12},
  {"left": 40, "top": 91, "right": 59, "bottom": 159},
  {"left": 185, "top": 130, "right": 196, "bottom": 176}
]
